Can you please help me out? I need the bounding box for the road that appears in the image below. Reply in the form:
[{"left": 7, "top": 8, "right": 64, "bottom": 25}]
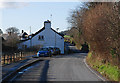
[
  {"left": 11, "top": 53, "right": 105, "bottom": 82},
  {"left": 47, "top": 53, "right": 103, "bottom": 81}
]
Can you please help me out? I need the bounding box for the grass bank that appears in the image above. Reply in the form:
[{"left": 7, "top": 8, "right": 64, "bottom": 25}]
[{"left": 86, "top": 52, "right": 120, "bottom": 81}]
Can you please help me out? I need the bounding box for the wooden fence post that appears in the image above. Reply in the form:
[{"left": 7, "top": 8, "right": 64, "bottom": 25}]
[
  {"left": 16, "top": 53, "right": 18, "bottom": 61},
  {"left": 21, "top": 52, "right": 22, "bottom": 60},
  {"left": 5, "top": 55, "right": 6, "bottom": 64},
  {"left": 4, "top": 55, "right": 5, "bottom": 64},
  {"left": 20, "top": 52, "right": 22, "bottom": 60},
  {"left": 7, "top": 55, "right": 9, "bottom": 64},
  {"left": 10, "top": 55, "right": 12, "bottom": 63},
  {"left": 15, "top": 53, "right": 17, "bottom": 62},
  {"left": 14, "top": 53, "right": 15, "bottom": 62},
  {"left": 12, "top": 55, "right": 14, "bottom": 62},
  {"left": 8, "top": 55, "right": 10, "bottom": 64}
]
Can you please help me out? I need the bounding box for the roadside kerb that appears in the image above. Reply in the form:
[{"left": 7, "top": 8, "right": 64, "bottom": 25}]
[
  {"left": 84, "top": 56, "right": 108, "bottom": 81},
  {"left": 2, "top": 58, "right": 44, "bottom": 82}
]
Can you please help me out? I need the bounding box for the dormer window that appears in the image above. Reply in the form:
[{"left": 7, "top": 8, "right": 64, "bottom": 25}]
[{"left": 38, "top": 35, "right": 44, "bottom": 40}]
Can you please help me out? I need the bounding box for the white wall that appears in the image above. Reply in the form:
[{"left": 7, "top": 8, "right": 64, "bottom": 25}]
[
  {"left": 44, "top": 28, "right": 64, "bottom": 54},
  {"left": 19, "top": 27, "right": 64, "bottom": 54}
]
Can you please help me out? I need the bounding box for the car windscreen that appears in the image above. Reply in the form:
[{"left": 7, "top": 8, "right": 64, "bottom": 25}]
[{"left": 39, "top": 48, "right": 48, "bottom": 51}]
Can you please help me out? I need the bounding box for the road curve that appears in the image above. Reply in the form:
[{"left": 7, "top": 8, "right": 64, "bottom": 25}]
[
  {"left": 10, "top": 53, "right": 106, "bottom": 82},
  {"left": 47, "top": 53, "right": 104, "bottom": 81}
]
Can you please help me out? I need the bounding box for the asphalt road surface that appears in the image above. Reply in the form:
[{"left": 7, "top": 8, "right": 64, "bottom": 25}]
[
  {"left": 11, "top": 53, "right": 105, "bottom": 82},
  {"left": 47, "top": 53, "right": 104, "bottom": 81}
]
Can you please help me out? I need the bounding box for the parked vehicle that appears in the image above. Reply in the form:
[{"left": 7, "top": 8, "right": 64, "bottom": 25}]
[
  {"left": 37, "top": 47, "right": 51, "bottom": 57},
  {"left": 48, "top": 47, "right": 61, "bottom": 55},
  {"left": 53, "top": 47, "right": 61, "bottom": 55},
  {"left": 44, "top": 46, "right": 61, "bottom": 55},
  {"left": 48, "top": 47, "right": 55, "bottom": 55}
]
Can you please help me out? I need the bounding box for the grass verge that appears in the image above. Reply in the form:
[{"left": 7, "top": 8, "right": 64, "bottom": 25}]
[{"left": 86, "top": 52, "right": 120, "bottom": 81}]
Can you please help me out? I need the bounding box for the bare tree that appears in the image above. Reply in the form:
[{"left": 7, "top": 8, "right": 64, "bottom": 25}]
[
  {"left": 67, "top": 2, "right": 119, "bottom": 65},
  {"left": 6, "top": 27, "right": 19, "bottom": 35},
  {"left": 3, "top": 27, "right": 20, "bottom": 51},
  {"left": 4, "top": 34, "right": 20, "bottom": 49},
  {"left": 0, "top": 29, "right": 3, "bottom": 35},
  {"left": 67, "top": 6, "right": 87, "bottom": 48}
]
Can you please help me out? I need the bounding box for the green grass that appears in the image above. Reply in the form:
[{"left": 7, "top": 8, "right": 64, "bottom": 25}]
[
  {"left": 64, "top": 35, "right": 71, "bottom": 38},
  {"left": 64, "top": 35, "right": 73, "bottom": 44},
  {"left": 96, "top": 64, "right": 120, "bottom": 81},
  {"left": 87, "top": 52, "right": 120, "bottom": 81},
  {"left": 87, "top": 52, "right": 92, "bottom": 58}
]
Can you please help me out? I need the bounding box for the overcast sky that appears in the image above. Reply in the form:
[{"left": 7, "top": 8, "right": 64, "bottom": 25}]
[{"left": 1, "top": 2, "right": 82, "bottom": 34}]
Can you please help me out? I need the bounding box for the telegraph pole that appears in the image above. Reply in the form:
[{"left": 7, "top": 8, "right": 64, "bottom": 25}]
[
  {"left": 30, "top": 26, "right": 31, "bottom": 35},
  {"left": 50, "top": 14, "right": 52, "bottom": 22},
  {"left": 55, "top": 28, "right": 59, "bottom": 47}
]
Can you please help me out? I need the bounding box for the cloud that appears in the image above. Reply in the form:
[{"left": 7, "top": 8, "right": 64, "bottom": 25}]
[{"left": 0, "top": 1, "right": 29, "bottom": 9}]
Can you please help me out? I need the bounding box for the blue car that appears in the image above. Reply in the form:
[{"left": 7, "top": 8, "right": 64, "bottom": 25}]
[{"left": 37, "top": 48, "right": 51, "bottom": 57}]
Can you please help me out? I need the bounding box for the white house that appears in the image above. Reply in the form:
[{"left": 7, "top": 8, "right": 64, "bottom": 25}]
[{"left": 18, "top": 20, "right": 64, "bottom": 54}]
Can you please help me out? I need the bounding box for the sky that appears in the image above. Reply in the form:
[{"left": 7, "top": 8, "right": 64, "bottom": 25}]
[{"left": 1, "top": 2, "right": 82, "bottom": 34}]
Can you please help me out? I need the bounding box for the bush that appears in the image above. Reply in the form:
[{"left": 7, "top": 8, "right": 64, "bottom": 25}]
[{"left": 68, "top": 2, "right": 119, "bottom": 66}]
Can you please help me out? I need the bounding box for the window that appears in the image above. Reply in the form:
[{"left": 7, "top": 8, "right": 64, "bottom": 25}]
[
  {"left": 38, "top": 35, "right": 44, "bottom": 40},
  {"left": 25, "top": 45, "right": 27, "bottom": 48},
  {"left": 22, "top": 45, "right": 27, "bottom": 49}
]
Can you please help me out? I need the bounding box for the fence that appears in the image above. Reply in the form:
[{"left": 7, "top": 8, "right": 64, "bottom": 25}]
[{"left": 2, "top": 52, "right": 35, "bottom": 65}]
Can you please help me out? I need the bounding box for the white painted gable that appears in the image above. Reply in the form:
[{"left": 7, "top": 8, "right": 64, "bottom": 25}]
[{"left": 18, "top": 20, "right": 64, "bottom": 54}]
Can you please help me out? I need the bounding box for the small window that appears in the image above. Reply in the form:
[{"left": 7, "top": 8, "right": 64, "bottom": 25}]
[
  {"left": 38, "top": 35, "right": 44, "bottom": 40},
  {"left": 25, "top": 45, "right": 27, "bottom": 48},
  {"left": 22, "top": 45, "right": 27, "bottom": 49}
]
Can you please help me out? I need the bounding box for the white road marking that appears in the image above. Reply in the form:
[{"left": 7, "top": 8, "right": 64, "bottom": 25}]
[{"left": 83, "top": 57, "right": 106, "bottom": 81}]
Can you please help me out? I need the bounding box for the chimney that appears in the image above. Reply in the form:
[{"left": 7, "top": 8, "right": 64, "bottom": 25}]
[
  {"left": 44, "top": 20, "right": 51, "bottom": 29},
  {"left": 22, "top": 30, "right": 24, "bottom": 33}
]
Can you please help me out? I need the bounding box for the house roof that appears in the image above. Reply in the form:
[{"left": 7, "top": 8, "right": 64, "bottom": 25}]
[
  {"left": 19, "top": 32, "right": 28, "bottom": 38},
  {"left": 32, "top": 27, "right": 45, "bottom": 37},
  {"left": 51, "top": 28, "right": 64, "bottom": 37},
  {"left": 20, "top": 27, "right": 64, "bottom": 42}
]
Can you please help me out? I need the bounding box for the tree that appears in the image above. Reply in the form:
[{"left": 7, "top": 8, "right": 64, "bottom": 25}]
[
  {"left": 6, "top": 27, "right": 19, "bottom": 35},
  {"left": 3, "top": 27, "right": 20, "bottom": 51},
  {"left": 0, "top": 29, "right": 3, "bottom": 35},
  {"left": 67, "top": 5, "right": 87, "bottom": 48},
  {"left": 3, "top": 33, "right": 20, "bottom": 51},
  {"left": 67, "top": 2, "right": 119, "bottom": 65}
]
